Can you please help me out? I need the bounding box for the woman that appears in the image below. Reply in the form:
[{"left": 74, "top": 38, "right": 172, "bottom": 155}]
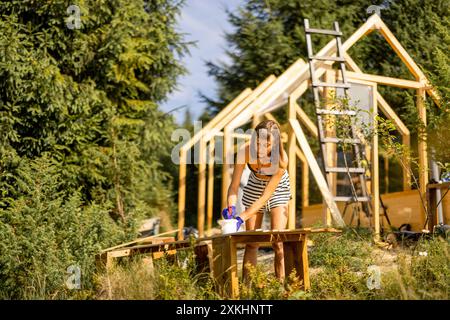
[{"left": 223, "top": 120, "right": 292, "bottom": 281}]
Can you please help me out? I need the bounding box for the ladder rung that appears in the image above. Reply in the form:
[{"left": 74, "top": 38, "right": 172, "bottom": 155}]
[
  {"left": 334, "top": 196, "right": 371, "bottom": 202},
  {"left": 310, "top": 55, "right": 346, "bottom": 62},
  {"left": 326, "top": 167, "right": 366, "bottom": 173},
  {"left": 305, "top": 28, "right": 342, "bottom": 36},
  {"left": 312, "top": 82, "right": 351, "bottom": 88},
  {"left": 316, "top": 109, "right": 357, "bottom": 116},
  {"left": 322, "top": 137, "right": 361, "bottom": 144}
]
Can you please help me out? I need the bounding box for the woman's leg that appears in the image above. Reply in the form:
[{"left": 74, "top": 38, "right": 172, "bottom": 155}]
[
  {"left": 270, "top": 205, "right": 288, "bottom": 281},
  {"left": 242, "top": 212, "right": 263, "bottom": 282}
]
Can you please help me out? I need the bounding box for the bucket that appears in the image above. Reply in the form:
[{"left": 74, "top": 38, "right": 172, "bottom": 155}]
[{"left": 219, "top": 219, "right": 239, "bottom": 235}]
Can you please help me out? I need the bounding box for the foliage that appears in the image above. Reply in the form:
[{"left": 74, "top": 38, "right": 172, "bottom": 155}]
[
  {"left": 0, "top": 156, "right": 125, "bottom": 299},
  {"left": 0, "top": 0, "right": 189, "bottom": 298}
]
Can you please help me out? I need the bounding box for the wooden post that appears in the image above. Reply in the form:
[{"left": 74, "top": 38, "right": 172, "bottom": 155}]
[
  {"left": 222, "top": 130, "right": 233, "bottom": 210},
  {"left": 207, "top": 137, "right": 215, "bottom": 234},
  {"left": 417, "top": 88, "right": 428, "bottom": 229},
  {"left": 384, "top": 153, "right": 389, "bottom": 193},
  {"left": 197, "top": 138, "right": 206, "bottom": 238},
  {"left": 402, "top": 134, "right": 411, "bottom": 191},
  {"left": 178, "top": 149, "right": 187, "bottom": 240},
  {"left": 372, "top": 85, "right": 380, "bottom": 241},
  {"left": 296, "top": 147, "right": 309, "bottom": 208},
  {"left": 324, "top": 69, "right": 337, "bottom": 227},
  {"left": 288, "top": 96, "right": 297, "bottom": 229}
]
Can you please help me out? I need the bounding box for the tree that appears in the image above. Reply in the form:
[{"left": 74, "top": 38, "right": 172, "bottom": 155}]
[
  {"left": 203, "top": 0, "right": 449, "bottom": 120},
  {"left": 0, "top": 0, "right": 190, "bottom": 298}
]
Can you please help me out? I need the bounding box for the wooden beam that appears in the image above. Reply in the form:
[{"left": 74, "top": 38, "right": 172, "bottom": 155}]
[
  {"left": 288, "top": 96, "right": 297, "bottom": 229},
  {"left": 178, "top": 149, "right": 187, "bottom": 240},
  {"left": 228, "top": 59, "right": 307, "bottom": 130},
  {"left": 197, "top": 137, "right": 206, "bottom": 238},
  {"left": 296, "top": 147, "right": 309, "bottom": 208},
  {"left": 417, "top": 88, "right": 428, "bottom": 229},
  {"left": 222, "top": 129, "right": 233, "bottom": 210},
  {"left": 372, "top": 85, "right": 380, "bottom": 241},
  {"left": 402, "top": 134, "right": 411, "bottom": 191},
  {"left": 289, "top": 119, "right": 345, "bottom": 227},
  {"left": 206, "top": 137, "right": 215, "bottom": 234},
  {"left": 346, "top": 71, "right": 423, "bottom": 89},
  {"left": 324, "top": 69, "right": 337, "bottom": 227}
]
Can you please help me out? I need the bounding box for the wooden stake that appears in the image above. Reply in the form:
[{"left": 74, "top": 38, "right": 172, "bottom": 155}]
[
  {"left": 417, "top": 88, "right": 428, "bottom": 229},
  {"left": 178, "top": 149, "right": 187, "bottom": 240},
  {"left": 296, "top": 147, "right": 309, "bottom": 208},
  {"left": 324, "top": 69, "right": 337, "bottom": 227},
  {"left": 288, "top": 95, "right": 297, "bottom": 229},
  {"left": 207, "top": 137, "right": 215, "bottom": 234},
  {"left": 372, "top": 85, "right": 380, "bottom": 241}
]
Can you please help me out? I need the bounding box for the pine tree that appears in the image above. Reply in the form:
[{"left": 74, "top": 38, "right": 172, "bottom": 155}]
[{"left": 0, "top": 0, "right": 190, "bottom": 297}]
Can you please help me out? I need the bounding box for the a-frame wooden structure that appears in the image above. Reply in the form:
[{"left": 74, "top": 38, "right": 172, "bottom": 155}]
[{"left": 177, "top": 14, "right": 443, "bottom": 240}]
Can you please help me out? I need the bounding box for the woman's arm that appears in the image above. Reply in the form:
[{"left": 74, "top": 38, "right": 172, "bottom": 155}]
[
  {"left": 240, "top": 151, "right": 288, "bottom": 221},
  {"left": 227, "top": 143, "right": 248, "bottom": 208}
]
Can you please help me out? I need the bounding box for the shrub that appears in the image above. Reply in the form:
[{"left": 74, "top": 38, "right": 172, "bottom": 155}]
[{"left": 0, "top": 157, "right": 126, "bottom": 299}]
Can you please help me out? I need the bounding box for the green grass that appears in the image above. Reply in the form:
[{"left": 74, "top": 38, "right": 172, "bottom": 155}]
[{"left": 91, "top": 228, "right": 449, "bottom": 300}]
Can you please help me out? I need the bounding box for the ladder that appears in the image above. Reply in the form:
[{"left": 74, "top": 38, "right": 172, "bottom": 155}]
[{"left": 303, "top": 19, "right": 372, "bottom": 220}]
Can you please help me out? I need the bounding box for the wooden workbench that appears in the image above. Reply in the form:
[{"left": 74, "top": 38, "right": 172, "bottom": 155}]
[
  {"left": 98, "top": 227, "right": 341, "bottom": 298},
  {"left": 210, "top": 228, "right": 341, "bottom": 298}
]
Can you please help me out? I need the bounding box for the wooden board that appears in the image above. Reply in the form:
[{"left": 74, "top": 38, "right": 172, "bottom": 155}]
[{"left": 302, "top": 190, "right": 450, "bottom": 231}]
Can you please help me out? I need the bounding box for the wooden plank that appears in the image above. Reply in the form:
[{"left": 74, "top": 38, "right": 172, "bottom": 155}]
[
  {"left": 206, "top": 137, "right": 215, "bottom": 234},
  {"left": 402, "top": 134, "right": 412, "bottom": 190},
  {"left": 299, "top": 235, "right": 310, "bottom": 290},
  {"left": 283, "top": 241, "right": 296, "bottom": 279},
  {"left": 372, "top": 85, "right": 381, "bottom": 241},
  {"left": 288, "top": 96, "right": 297, "bottom": 229},
  {"left": 222, "top": 129, "right": 233, "bottom": 210},
  {"left": 324, "top": 69, "right": 337, "bottom": 227},
  {"left": 289, "top": 119, "right": 345, "bottom": 227},
  {"left": 296, "top": 147, "right": 309, "bottom": 207},
  {"left": 178, "top": 149, "right": 187, "bottom": 240},
  {"left": 101, "top": 232, "right": 177, "bottom": 253},
  {"left": 198, "top": 137, "right": 206, "bottom": 238},
  {"left": 346, "top": 71, "right": 423, "bottom": 89},
  {"left": 417, "top": 88, "right": 428, "bottom": 229}
]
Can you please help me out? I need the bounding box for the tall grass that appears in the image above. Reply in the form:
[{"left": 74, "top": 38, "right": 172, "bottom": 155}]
[{"left": 94, "top": 228, "right": 449, "bottom": 300}]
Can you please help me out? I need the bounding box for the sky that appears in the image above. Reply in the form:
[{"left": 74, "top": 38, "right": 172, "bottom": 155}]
[{"left": 159, "top": 0, "right": 244, "bottom": 124}]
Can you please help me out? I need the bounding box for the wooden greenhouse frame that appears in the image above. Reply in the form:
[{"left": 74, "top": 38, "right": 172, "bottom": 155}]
[{"left": 176, "top": 14, "right": 444, "bottom": 241}]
